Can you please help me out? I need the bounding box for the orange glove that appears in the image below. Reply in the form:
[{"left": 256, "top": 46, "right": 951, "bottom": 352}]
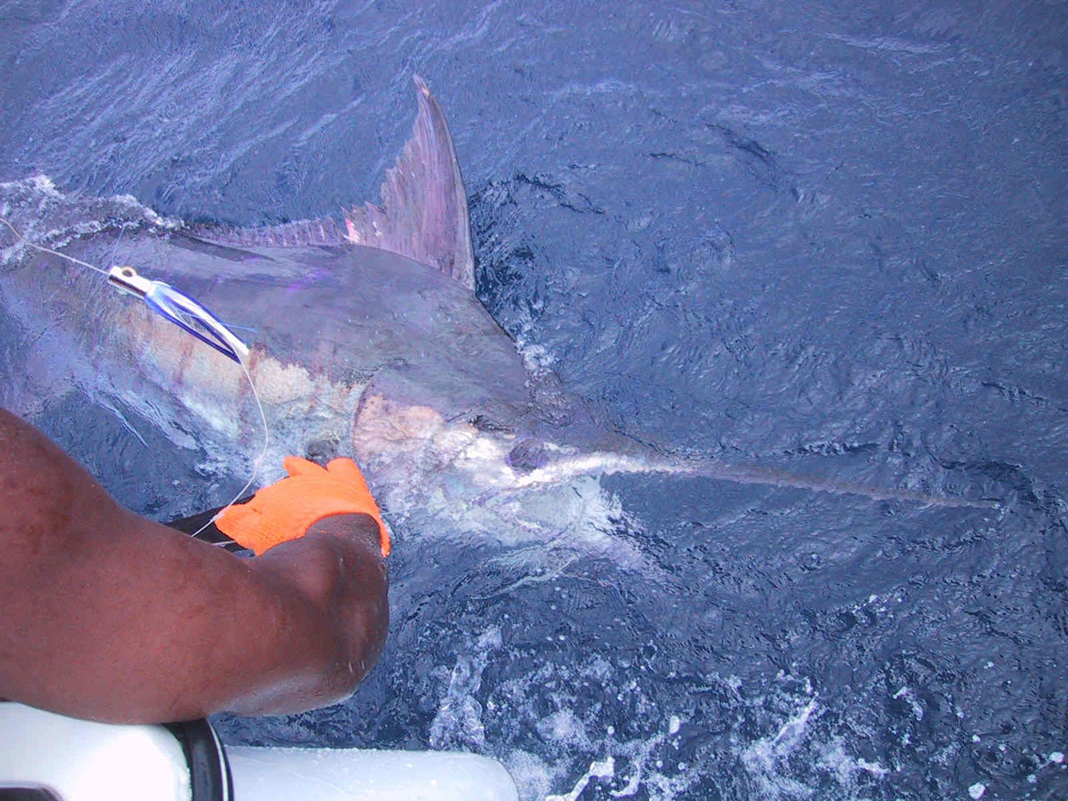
[{"left": 215, "top": 456, "right": 391, "bottom": 557}]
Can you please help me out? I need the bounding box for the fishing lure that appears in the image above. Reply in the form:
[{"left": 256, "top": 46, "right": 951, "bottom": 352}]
[
  {"left": 2, "top": 218, "right": 248, "bottom": 362},
  {"left": 0, "top": 216, "right": 268, "bottom": 540},
  {"left": 107, "top": 265, "right": 249, "bottom": 364}
]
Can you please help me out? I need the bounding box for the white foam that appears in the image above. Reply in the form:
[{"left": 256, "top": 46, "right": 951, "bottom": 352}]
[
  {"left": 536, "top": 710, "right": 590, "bottom": 750},
  {"left": 817, "top": 739, "right": 890, "bottom": 788},
  {"left": 544, "top": 756, "right": 614, "bottom": 801},
  {"left": 503, "top": 750, "right": 555, "bottom": 801},
  {"left": 0, "top": 174, "right": 181, "bottom": 271},
  {"left": 735, "top": 671, "right": 903, "bottom": 800},
  {"left": 856, "top": 758, "right": 889, "bottom": 777},
  {"left": 428, "top": 628, "right": 502, "bottom": 752},
  {"left": 430, "top": 636, "right": 699, "bottom": 801},
  {"left": 517, "top": 339, "right": 556, "bottom": 374},
  {"left": 892, "top": 686, "right": 924, "bottom": 720},
  {"left": 747, "top": 698, "right": 818, "bottom": 764},
  {"left": 29, "top": 174, "right": 60, "bottom": 195}
]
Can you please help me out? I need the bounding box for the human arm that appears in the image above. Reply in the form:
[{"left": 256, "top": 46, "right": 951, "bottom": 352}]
[{"left": 0, "top": 407, "right": 388, "bottom": 723}]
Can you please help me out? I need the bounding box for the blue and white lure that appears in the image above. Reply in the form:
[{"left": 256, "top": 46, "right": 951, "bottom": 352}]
[
  {"left": 1, "top": 217, "right": 249, "bottom": 364},
  {"left": 0, "top": 216, "right": 269, "bottom": 540},
  {"left": 106, "top": 265, "right": 249, "bottom": 364}
]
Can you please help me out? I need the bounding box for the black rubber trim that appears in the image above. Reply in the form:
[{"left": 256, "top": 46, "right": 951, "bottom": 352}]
[
  {"left": 166, "top": 501, "right": 253, "bottom": 552},
  {"left": 164, "top": 719, "right": 233, "bottom": 801},
  {"left": 0, "top": 790, "right": 62, "bottom": 801}
]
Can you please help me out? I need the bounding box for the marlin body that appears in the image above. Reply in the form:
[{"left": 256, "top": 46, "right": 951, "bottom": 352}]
[{"left": 0, "top": 78, "right": 984, "bottom": 564}]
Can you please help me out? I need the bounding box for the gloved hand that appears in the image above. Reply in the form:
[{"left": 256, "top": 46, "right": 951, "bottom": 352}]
[{"left": 216, "top": 456, "right": 391, "bottom": 557}]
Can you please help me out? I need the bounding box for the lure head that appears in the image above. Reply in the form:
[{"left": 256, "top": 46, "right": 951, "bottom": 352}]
[{"left": 107, "top": 265, "right": 152, "bottom": 299}]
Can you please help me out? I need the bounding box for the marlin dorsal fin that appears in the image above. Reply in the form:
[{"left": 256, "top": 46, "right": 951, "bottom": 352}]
[
  {"left": 343, "top": 75, "right": 474, "bottom": 289},
  {"left": 187, "top": 76, "right": 475, "bottom": 290}
]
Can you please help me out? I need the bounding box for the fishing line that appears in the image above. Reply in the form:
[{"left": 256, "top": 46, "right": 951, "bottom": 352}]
[
  {"left": 191, "top": 349, "right": 270, "bottom": 540},
  {"left": 0, "top": 215, "right": 270, "bottom": 541},
  {"left": 1, "top": 217, "right": 110, "bottom": 276}
]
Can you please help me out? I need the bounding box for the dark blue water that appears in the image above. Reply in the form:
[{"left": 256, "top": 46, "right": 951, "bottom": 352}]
[{"left": 3, "top": 2, "right": 1067, "bottom": 799}]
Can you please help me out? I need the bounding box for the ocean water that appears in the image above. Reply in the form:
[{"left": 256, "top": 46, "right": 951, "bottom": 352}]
[{"left": 2, "top": 1, "right": 1067, "bottom": 799}]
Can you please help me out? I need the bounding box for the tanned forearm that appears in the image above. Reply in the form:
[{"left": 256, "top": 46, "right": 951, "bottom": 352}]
[{"left": 0, "top": 408, "right": 387, "bottom": 723}]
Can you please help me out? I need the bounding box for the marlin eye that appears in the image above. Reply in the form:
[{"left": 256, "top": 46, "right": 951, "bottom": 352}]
[{"left": 507, "top": 439, "right": 549, "bottom": 472}]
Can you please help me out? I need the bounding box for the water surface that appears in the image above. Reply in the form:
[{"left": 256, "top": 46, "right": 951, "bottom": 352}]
[{"left": 2, "top": 2, "right": 1066, "bottom": 798}]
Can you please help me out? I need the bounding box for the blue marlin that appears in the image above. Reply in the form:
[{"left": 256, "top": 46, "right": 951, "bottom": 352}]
[{"left": 0, "top": 77, "right": 986, "bottom": 566}]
